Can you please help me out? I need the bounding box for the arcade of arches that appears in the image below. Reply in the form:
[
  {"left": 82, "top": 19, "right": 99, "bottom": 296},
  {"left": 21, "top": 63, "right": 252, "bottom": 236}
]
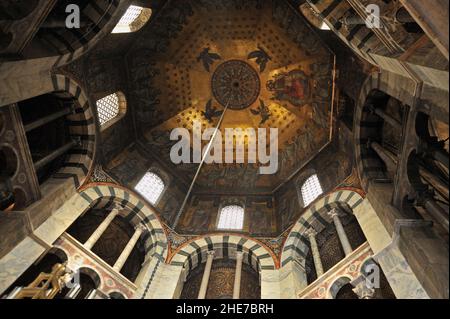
[{"left": 0, "top": 0, "right": 448, "bottom": 299}]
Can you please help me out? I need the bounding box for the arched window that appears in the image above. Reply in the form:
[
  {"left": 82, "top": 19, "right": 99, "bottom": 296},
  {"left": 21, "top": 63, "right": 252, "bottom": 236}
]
[
  {"left": 134, "top": 172, "right": 165, "bottom": 205},
  {"left": 217, "top": 205, "right": 244, "bottom": 230},
  {"left": 112, "top": 5, "right": 152, "bottom": 34},
  {"left": 301, "top": 174, "right": 323, "bottom": 207},
  {"left": 96, "top": 92, "right": 126, "bottom": 129}
]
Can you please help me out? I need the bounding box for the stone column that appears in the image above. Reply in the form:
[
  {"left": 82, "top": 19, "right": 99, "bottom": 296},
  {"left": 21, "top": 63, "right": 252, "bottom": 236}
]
[
  {"left": 33, "top": 140, "right": 76, "bottom": 171},
  {"left": 113, "top": 225, "right": 145, "bottom": 272},
  {"left": 232, "top": 251, "right": 244, "bottom": 299},
  {"left": 85, "top": 289, "right": 98, "bottom": 299},
  {"left": 369, "top": 105, "right": 403, "bottom": 131},
  {"left": 84, "top": 208, "right": 120, "bottom": 250},
  {"left": 24, "top": 107, "right": 72, "bottom": 132},
  {"left": 417, "top": 193, "right": 449, "bottom": 233},
  {"left": 369, "top": 141, "right": 398, "bottom": 174},
  {"left": 329, "top": 209, "right": 353, "bottom": 256},
  {"left": 198, "top": 251, "right": 215, "bottom": 299},
  {"left": 65, "top": 284, "right": 81, "bottom": 299},
  {"left": 305, "top": 228, "right": 324, "bottom": 277}
]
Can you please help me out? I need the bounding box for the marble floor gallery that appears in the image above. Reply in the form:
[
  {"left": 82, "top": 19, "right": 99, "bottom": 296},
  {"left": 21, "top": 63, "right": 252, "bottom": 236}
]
[{"left": 0, "top": 0, "right": 448, "bottom": 300}]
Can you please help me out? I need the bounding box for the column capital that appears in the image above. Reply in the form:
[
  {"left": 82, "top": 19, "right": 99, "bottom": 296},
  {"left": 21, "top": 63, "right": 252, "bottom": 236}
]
[
  {"left": 233, "top": 251, "right": 244, "bottom": 299},
  {"left": 327, "top": 208, "right": 340, "bottom": 218},
  {"left": 198, "top": 250, "right": 215, "bottom": 299},
  {"left": 112, "top": 204, "right": 125, "bottom": 212},
  {"left": 352, "top": 283, "right": 376, "bottom": 299},
  {"left": 136, "top": 224, "right": 146, "bottom": 232},
  {"left": 107, "top": 207, "right": 121, "bottom": 218},
  {"left": 235, "top": 251, "right": 244, "bottom": 260},
  {"left": 329, "top": 208, "right": 353, "bottom": 256},
  {"left": 304, "top": 228, "right": 318, "bottom": 238},
  {"left": 113, "top": 224, "right": 145, "bottom": 272},
  {"left": 84, "top": 207, "right": 121, "bottom": 250}
]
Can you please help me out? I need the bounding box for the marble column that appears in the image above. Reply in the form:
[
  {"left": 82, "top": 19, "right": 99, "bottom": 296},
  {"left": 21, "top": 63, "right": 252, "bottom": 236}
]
[
  {"left": 419, "top": 194, "right": 449, "bottom": 233},
  {"left": 85, "top": 289, "right": 98, "bottom": 299},
  {"left": 34, "top": 140, "right": 76, "bottom": 171},
  {"left": 198, "top": 251, "right": 215, "bottom": 299},
  {"left": 328, "top": 209, "right": 353, "bottom": 256},
  {"left": 113, "top": 225, "right": 145, "bottom": 272},
  {"left": 370, "top": 141, "right": 398, "bottom": 173},
  {"left": 65, "top": 284, "right": 81, "bottom": 299},
  {"left": 24, "top": 107, "right": 72, "bottom": 132},
  {"left": 305, "top": 228, "right": 324, "bottom": 277},
  {"left": 369, "top": 105, "right": 402, "bottom": 131},
  {"left": 232, "top": 251, "right": 244, "bottom": 299},
  {"left": 84, "top": 208, "right": 120, "bottom": 250}
]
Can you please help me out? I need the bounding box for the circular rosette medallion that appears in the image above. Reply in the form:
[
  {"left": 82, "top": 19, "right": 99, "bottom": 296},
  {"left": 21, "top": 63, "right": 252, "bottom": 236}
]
[{"left": 211, "top": 60, "right": 261, "bottom": 110}]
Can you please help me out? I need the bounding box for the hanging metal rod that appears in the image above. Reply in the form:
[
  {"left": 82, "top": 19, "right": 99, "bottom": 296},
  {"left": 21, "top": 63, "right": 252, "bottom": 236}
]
[{"left": 172, "top": 98, "right": 231, "bottom": 228}]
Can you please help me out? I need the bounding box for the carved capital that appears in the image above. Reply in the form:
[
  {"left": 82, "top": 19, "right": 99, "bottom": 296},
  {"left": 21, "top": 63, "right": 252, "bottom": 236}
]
[
  {"left": 136, "top": 224, "right": 147, "bottom": 232},
  {"left": 304, "top": 228, "right": 318, "bottom": 240},
  {"left": 352, "top": 282, "right": 376, "bottom": 299},
  {"left": 235, "top": 251, "right": 244, "bottom": 260},
  {"left": 327, "top": 208, "right": 340, "bottom": 219}
]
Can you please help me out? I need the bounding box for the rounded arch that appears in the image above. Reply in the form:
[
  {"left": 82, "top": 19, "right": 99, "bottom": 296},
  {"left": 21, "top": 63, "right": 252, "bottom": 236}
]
[
  {"left": 41, "top": 74, "right": 97, "bottom": 189},
  {"left": 354, "top": 73, "right": 414, "bottom": 191},
  {"left": 109, "top": 291, "right": 127, "bottom": 299},
  {"left": 76, "top": 183, "right": 168, "bottom": 261},
  {"left": 0, "top": 73, "right": 97, "bottom": 210},
  {"left": 78, "top": 266, "right": 102, "bottom": 289},
  {"left": 281, "top": 189, "right": 365, "bottom": 269},
  {"left": 0, "top": 2, "right": 137, "bottom": 111},
  {"left": 356, "top": 88, "right": 393, "bottom": 187},
  {"left": 2, "top": 1, "right": 130, "bottom": 63},
  {"left": 1, "top": 247, "right": 69, "bottom": 297},
  {"left": 328, "top": 276, "right": 354, "bottom": 299},
  {"left": 76, "top": 266, "right": 102, "bottom": 299},
  {"left": 169, "top": 234, "right": 278, "bottom": 275},
  {"left": 46, "top": 247, "right": 69, "bottom": 264}
]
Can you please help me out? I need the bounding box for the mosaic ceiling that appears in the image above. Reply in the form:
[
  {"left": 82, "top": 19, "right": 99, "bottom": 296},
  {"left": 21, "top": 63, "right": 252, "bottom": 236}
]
[
  {"left": 211, "top": 60, "right": 261, "bottom": 110},
  {"left": 117, "top": 0, "right": 336, "bottom": 194}
]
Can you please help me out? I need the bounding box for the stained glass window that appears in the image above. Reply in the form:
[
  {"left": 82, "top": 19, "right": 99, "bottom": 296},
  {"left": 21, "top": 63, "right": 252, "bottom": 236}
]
[
  {"left": 217, "top": 205, "right": 244, "bottom": 230},
  {"left": 301, "top": 174, "right": 323, "bottom": 207},
  {"left": 135, "top": 172, "right": 165, "bottom": 205}
]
